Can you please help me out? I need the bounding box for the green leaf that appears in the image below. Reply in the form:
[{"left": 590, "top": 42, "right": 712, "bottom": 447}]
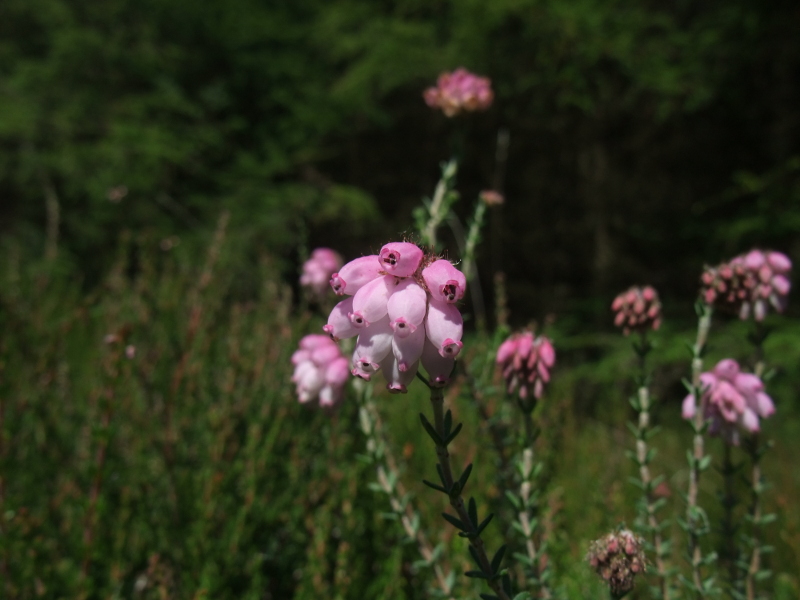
[
  {"left": 475, "top": 513, "right": 495, "bottom": 536},
  {"left": 491, "top": 544, "right": 507, "bottom": 575},
  {"left": 458, "top": 463, "right": 473, "bottom": 492},
  {"left": 444, "top": 422, "right": 463, "bottom": 446},
  {"left": 465, "top": 569, "right": 489, "bottom": 579},
  {"left": 419, "top": 413, "right": 443, "bottom": 445},
  {"left": 441, "top": 512, "right": 466, "bottom": 531},
  {"left": 443, "top": 409, "right": 453, "bottom": 436},
  {"left": 422, "top": 479, "right": 447, "bottom": 494},
  {"left": 468, "top": 498, "right": 479, "bottom": 528}
]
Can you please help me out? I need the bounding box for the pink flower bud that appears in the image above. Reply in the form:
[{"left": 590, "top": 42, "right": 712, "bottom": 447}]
[
  {"left": 421, "top": 339, "right": 455, "bottom": 386},
  {"left": 351, "top": 317, "right": 394, "bottom": 374},
  {"left": 744, "top": 250, "right": 765, "bottom": 270},
  {"left": 387, "top": 278, "right": 428, "bottom": 338},
  {"left": 380, "top": 353, "right": 418, "bottom": 394},
  {"left": 713, "top": 359, "right": 740, "bottom": 381},
  {"left": 330, "top": 255, "right": 383, "bottom": 295},
  {"left": 425, "top": 299, "right": 464, "bottom": 358},
  {"left": 392, "top": 325, "right": 426, "bottom": 373},
  {"left": 768, "top": 251, "right": 791, "bottom": 273},
  {"left": 379, "top": 242, "right": 424, "bottom": 277},
  {"left": 682, "top": 394, "right": 696, "bottom": 419},
  {"left": 772, "top": 274, "right": 790, "bottom": 295},
  {"left": 323, "top": 297, "right": 359, "bottom": 341},
  {"left": 422, "top": 259, "right": 467, "bottom": 304},
  {"left": 349, "top": 275, "right": 396, "bottom": 328}
]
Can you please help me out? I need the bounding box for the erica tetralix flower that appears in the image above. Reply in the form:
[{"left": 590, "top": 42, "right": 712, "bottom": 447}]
[
  {"left": 323, "top": 242, "right": 467, "bottom": 393},
  {"left": 496, "top": 331, "right": 555, "bottom": 403},
  {"left": 587, "top": 528, "right": 646, "bottom": 599},
  {"left": 423, "top": 68, "right": 493, "bottom": 117},
  {"left": 291, "top": 334, "right": 350, "bottom": 408},
  {"left": 300, "top": 248, "right": 343, "bottom": 300},
  {"left": 611, "top": 286, "right": 662, "bottom": 336}
]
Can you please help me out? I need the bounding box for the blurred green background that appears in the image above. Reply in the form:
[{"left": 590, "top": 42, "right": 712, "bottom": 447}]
[{"left": 1, "top": 0, "right": 798, "bottom": 598}]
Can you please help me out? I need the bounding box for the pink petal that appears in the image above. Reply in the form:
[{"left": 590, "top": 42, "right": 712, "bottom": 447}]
[
  {"left": 495, "top": 338, "right": 519, "bottom": 364},
  {"left": 421, "top": 338, "right": 455, "bottom": 387},
  {"left": 392, "top": 325, "right": 426, "bottom": 373},
  {"left": 425, "top": 300, "right": 464, "bottom": 358},
  {"left": 767, "top": 251, "right": 791, "bottom": 273},
  {"left": 741, "top": 408, "right": 760, "bottom": 432},
  {"left": 350, "top": 275, "right": 396, "bottom": 328},
  {"left": 422, "top": 259, "right": 467, "bottom": 304},
  {"left": 330, "top": 255, "right": 383, "bottom": 295},
  {"left": 772, "top": 274, "right": 790, "bottom": 295},
  {"left": 682, "top": 394, "right": 696, "bottom": 420},
  {"left": 538, "top": 337, "right": 556, "bottom": 367},
  {"left": 351, "top": 316, "right": 394, "bottom": 373},
  {"left": 756, "top": 392, "right": 775, "bottom": 418},
  {"left": 323, "top": 297, "right": 359, "bottom": 341},
  {"left": 387, "top": 278, "right": 428, "bottom": 338},
  {"left": 713, "top": 359, "right": 740, "bottom": 382},
  {"left": 380, "top": 353, "right": 418, "bottom": 394},
  {"left": 379, "top": 242, "right": 424, "bottom": 278}
]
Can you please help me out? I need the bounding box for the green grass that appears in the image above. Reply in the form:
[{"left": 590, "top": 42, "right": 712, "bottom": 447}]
[{"left": 2, "top": 232, "right": 798, "bottom": 599}]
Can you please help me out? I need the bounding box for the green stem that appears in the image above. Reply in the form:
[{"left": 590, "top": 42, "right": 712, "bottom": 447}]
[
  {"left": 428, "top": 387, "right": 511, "bottom": 600},
  {"left": 686, "top": 304, "right": 713, "bottom": 595},
  {"left": 745, "top": 435, "right": 763, "bottom": 600}
]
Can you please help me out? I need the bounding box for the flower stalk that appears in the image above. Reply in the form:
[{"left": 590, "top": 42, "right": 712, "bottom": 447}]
[
  {"left": 683, "top": 302, "right": 716, "bottom": 597},
  {"left": 419, "top": 377, "right": 513, "bottom": 600},
  {"left": 418, "top": 159, "right": 459, "bottom": 251}
]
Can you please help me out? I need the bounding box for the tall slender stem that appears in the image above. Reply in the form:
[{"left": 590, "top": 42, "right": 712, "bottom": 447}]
[
  {"left": 686, "top": 304, "right": 712, "bottom": 594},
  {"left": 745, "top": 435, "right": 762, "bottom": 600},
  {"left": 428, "top": 388, "right": 511, "bottom": 600}
]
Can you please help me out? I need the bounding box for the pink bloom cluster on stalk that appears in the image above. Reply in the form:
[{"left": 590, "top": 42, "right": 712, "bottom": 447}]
[
  {"left": 700, "top": 249, "right": 791, "bottom": 321},
  {"left": 291, "top": 334, "right": 350, "bottom": 407},
  {"left": 587, "top": 529, "right": 646, "bottom": 598},
  {"left": 324, "top": 242, "right": 466, "bottom": 393},
  {"left": 496, "top": 331, "right": 556, "bottom": 401},
  {"left": 300, "top": 248, "right": 343, "bottom": 299},
  {"left": 611, "top": 285, "right": 662, "bottom": 336},
  {"left": 682, "top": 358, "right": 775, "bottom": 445},
  {"left": 423, "top": 68, "right": 494, "bottom": 117}
]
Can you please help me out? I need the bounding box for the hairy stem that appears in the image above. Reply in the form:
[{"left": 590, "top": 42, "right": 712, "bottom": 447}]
[
  {"left": 686, "top": 305, "right": 712, "bottom": 594},
  {"left": 745, "top": 435, "right": 763, "bottom": 600}
]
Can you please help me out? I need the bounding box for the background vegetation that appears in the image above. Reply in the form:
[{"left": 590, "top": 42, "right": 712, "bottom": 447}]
[{"left": 1, "top": 0, "right": 798, "bottom": 598}]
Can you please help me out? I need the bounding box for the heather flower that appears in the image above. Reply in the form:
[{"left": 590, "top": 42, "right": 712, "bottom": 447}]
[
  {"left": 587, "top": 529, "right": 646, "bottom": 599},
  {"left": 291, "top": 334, "right": 350, "bottom": 407},
  {"left": 423, "top": 68, "right": 493, "bottom": 117},
  {"left": 681, "top": 358, "right": 775, "bottom": 445},
  {"left": 611, "top": 286, "right": 662, "bottom": 336},
  {"left": 700, "top": 249, "right": 791, "bottom": 321},
  {"left": 496, "top": 331, "right": 556, "bottom": 402},
  {"left": 324, "top": 242, "right": 466, "bottom": 393},
  {"left": 300, "top": 248, "right": 343, "bottom": 299}
]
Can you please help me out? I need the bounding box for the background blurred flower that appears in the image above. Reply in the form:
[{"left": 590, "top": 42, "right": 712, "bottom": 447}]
[
  {"left": 587, "top": 528, "right": 646, "bottom": 598},
  {"left": 681, "top": 358, "right": 775, "bottom": 445},
  {"left": 496, "top": 331, "right": 555, "bottom": 403},
  {"left": 300, "top": 248, "right": 343, "bottom": 300},
  {"left": 291, "top": 334, "right": 349, "bottom": 407},
  {"left": 700, "top": 249, "right": 791, "bottom": 320},
  {"left": 611, "top": 286, "right": 662, "bottom": 336},
  {"left": 423, "top": 68, "right": 493, "bottom": 117}
]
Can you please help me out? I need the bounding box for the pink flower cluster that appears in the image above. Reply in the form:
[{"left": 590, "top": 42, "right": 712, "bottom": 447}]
[
  {"left": 496, "top": 331, "right": 556, "bottom": 401},
  {"left": 682, "top": 359, "right": 775, "bottom": 445},
  {"left": 611, "top": 286, "right": 662, "bottom": 336},
  {"left": 300, "top": 248, "right": 343, "bottom": 299},
  {"left": 324, "top": 242, "right": 466, "bottom": 393},
  {"left": 291, "top": 334, "right": 350, "bottom": 407},
  {"left": 423, "top": 68, "right": 494, "bottom": 117},
  {"left": 700, "top": 249, "right": 791, "bottom": 321},
  {"left": 587, "top": 529, "right": 646, "bottom": 598}
]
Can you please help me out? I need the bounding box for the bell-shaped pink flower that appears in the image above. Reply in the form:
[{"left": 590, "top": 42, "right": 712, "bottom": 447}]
[
  {"left": 292, "top": 334, "right": 349, "bottom": 408},
  {"left": 379, "top": 242, "right": 424, "bottom": 278},
  {"left": 323, "top": 297, "right": 359, "bottom": 341},
  {"left": 496, "top": 330, "right": 556, "bottom": 402},
  {"left": 425, "top": 299, "right": 464, "bottom": 358},
  {"left": 421, "top": 338, "right": 455, "bottom": 387},
  {"left": 682, "top": 358, "right": 775, "bottom": 445},
  {"left": 423, "top": 259, "right": 467, "bottom": 304},
  {"left": 301, "top": 248, "right": 343, "bottom": 299},
  {"left": 349, "top": 275, "right": 396, "bottom": 328},
  {"left": 387, "top": 278, "right": 428, "bottom": 338},
  {"left": 351, "top": 316, "right": 394, "bottom": 377},
  {"left": 611, "top": 285, "right": 662, "bottom": 336},
  {"left": 392, "top": 324, "right": 426, "bottom": 373},
  {"left": 330, "top": 255, "right": 383, "bottom": 296},
  {"left": 380, "top": 353, "right": 419, "bottom": 394}
]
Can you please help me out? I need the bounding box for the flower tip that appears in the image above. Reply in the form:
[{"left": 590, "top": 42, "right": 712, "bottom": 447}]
[
  {"left": 387, "top": 383, "right": 408, "bottom": 394},
  {"left": 439, "top": 339, "right": 463, "bottom": 358},
  {"left": 348, "top": 311, "right": 370, "bottom": 328}
]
